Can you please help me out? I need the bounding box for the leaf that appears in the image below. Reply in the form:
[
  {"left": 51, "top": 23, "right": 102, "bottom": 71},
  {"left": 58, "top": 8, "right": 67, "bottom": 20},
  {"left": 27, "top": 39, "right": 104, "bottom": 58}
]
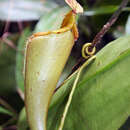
[
  {"left": 47, "top": 35, "right": 130, "bottom": 130},
  {"left": 84, "top": 6, "right": 118, "bottom": 16},
  {"left": 125, "top": 15, "right": 130, "bottom": 34},
  {"left": 0, "top": 0, "right": 58, "bottom": 21},
  {"left": 16, "top": 28, "right": 31, "bottom": 92},
  {"left": 0, "top": 35, "right": 17, "bottom": 95},
  {"left": 0, "top": 106, "right": 13, "bottom": 116},
  {"left": 84, "top": 6, "right": 130, "bottom": 16},
  {"left": 17, "top": 108, "right": 28, "bottom": 130}
]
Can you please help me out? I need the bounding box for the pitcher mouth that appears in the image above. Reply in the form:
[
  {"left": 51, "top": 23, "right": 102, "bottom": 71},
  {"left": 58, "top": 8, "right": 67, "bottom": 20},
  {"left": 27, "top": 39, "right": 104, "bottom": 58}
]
[{"left": 29, "top": 10, "right": 79, "bottom": 41}]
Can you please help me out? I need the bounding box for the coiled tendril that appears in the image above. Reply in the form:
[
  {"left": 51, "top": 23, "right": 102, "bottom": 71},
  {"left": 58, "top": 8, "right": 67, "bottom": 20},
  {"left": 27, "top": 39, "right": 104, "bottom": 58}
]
[{"left": 82, "top": 43, "right": 96, "bottom": 59}]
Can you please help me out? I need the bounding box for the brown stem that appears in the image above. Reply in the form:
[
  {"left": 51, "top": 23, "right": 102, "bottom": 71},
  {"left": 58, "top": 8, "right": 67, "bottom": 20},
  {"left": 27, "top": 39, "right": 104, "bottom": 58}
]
[
  {"left": 72, "top": 0, "right": 129, "bottom": 72},
  {"left": 91, "top": 0, "right": 129, "bottom": 48}
]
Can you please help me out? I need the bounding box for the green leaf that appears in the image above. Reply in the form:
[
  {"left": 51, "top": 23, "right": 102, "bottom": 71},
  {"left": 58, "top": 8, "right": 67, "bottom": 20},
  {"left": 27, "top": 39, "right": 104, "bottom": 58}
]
[
  {"left": 16, "top": 28, "right": 31, "bottom": 92},
  {"left": 17, "top": 108, "right": 28, "bottom": 130},
  {"left": 84, "top": 6, "right": 118, "bottom": 16},
  {"left": 0, "top": 106, "right": 13, "bottom": 116},
  {"left": 84, "top": 6, "right": 130, "bottom": 16},
  {"left": 0, "top": 36, "right": 17, "bottom": 95},
  {"left": 47, "top": 35, "right": 130, "bottom": 130}
]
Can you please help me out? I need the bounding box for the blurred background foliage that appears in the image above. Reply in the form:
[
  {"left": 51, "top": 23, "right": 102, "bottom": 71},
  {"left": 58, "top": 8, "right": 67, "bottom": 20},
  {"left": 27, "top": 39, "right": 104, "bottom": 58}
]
[{"left": 0, "top": 0, "right": 130, "bottom": 129}]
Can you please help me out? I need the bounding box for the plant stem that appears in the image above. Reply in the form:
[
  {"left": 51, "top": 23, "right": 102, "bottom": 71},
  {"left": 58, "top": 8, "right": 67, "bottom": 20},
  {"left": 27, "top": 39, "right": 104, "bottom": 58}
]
[
  {"left": 0, "top": 98, "right": 18, "bottom": 117},
  {"left": 91, "top": 0, "right": 129, "bottom": 49}
]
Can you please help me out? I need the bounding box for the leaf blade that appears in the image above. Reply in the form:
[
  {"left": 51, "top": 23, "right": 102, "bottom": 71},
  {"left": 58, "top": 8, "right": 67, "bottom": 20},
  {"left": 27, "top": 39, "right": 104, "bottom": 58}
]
[{"left": 47, "top": 35, "right": 130, "bottom": 130}]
